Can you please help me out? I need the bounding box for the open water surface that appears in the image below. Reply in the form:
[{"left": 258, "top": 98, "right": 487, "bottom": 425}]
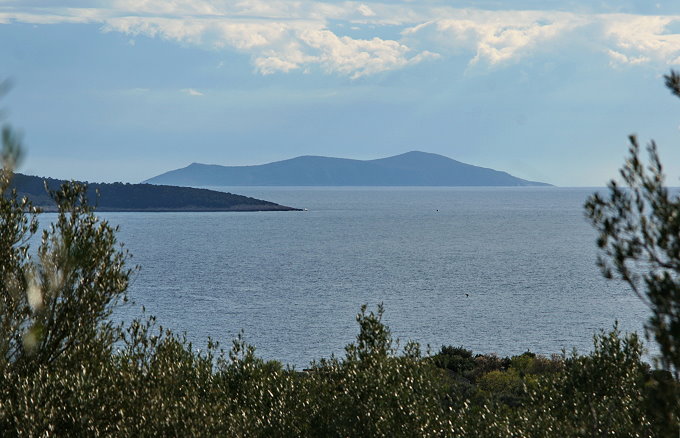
[{"left": 92, "top": 187, "right": 649, "bottom": 368}]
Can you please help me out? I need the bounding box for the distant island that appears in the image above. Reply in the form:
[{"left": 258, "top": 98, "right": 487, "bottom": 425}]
[
  {"left": 9, "top": 173, "right": 300, "bottom": 212},
  {"left": 144, "top": 151, "right": 551, "bottom": 187}
]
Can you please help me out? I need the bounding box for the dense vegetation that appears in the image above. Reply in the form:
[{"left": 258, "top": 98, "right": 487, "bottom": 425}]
[
  {"left": 10, "top": 172, "right": 298, "bottom": 212},
  {"left": 1, "top": 75, "right": 680, "bottom": 436}
]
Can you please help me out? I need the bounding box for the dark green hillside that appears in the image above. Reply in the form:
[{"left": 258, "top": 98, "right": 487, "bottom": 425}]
[{"left": 10, "top": 173, "right": 299, "bottom": 212}]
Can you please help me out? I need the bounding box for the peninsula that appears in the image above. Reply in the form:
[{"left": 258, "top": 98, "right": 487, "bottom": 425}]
[
  {"left": 9, "top": 173, "right": 300, "bottom": 212},
  {"left": 144, "top": 151, "right": 551, "bottom": 187}
]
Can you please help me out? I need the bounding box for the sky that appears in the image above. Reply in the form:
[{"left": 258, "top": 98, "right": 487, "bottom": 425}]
[{"left": 3, "top": 1, "right": 680, "bottom": 186}]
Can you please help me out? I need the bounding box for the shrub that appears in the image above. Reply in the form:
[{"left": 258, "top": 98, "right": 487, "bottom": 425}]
[{"left": 431, "top": 345, "right": 475, "bottom": 375}]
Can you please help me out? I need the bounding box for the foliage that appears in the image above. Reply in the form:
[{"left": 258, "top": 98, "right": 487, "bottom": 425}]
[
  {"left": 0, "top": 145, "right": 38, "bottom": 367},
  {"left": 431, "top": 345, "right": 476, "bottom": 375},
  {"left": 1, "top": 82, "right": 678, "bottom": 436},
  {"left": 302, "top": 305, "right": 451, "bottom": 437},
  {"left": 475, "top": 328, "right": 658, "bottom": 438},
  {"left": 585, "top": 70, "right": 680, "bottom": 431},
  {"left": 0, "top": 177, "right": 131, "bottom": 371},
  {"left": 585, "top": 133, "right": 680, "bottom": 377}
]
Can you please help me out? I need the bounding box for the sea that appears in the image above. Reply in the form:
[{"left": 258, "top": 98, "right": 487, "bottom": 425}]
[{"left": 90, "top": 187, "right": 650, "bottom": 368}]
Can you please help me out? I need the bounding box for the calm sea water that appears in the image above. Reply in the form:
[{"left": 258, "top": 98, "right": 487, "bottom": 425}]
[{"left": 94, "top": 187, "right": 649, "bottom": 368}]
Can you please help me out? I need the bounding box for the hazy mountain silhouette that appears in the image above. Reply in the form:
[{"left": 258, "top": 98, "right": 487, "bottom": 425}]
[
  {"left": 144, "top": 151, "right": 551, "bottom": 187},
  {"left": 10, "top": 173, "right": 300, "bottom": 212}
]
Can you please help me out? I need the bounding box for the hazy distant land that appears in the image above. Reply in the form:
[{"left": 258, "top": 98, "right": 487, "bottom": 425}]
[
  {"left": 145, "top": 151, "right": 552, "bottom": 187},
  {"left": 10, "top": 173, "right": 300, "bottom": 212}
]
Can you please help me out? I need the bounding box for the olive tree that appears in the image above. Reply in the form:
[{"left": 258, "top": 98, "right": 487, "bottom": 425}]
[
  {"left": 585, "top": 74, "right": 680, "bottom": 377},
  {"left": 0, "top": 111, "right": 39, "bottom": 367},
  {"left": 0, "top": 92, "right": 132, "bottom": 370},
  {"left": 585, "top": 70, "right": 680, "bottom": 431}
]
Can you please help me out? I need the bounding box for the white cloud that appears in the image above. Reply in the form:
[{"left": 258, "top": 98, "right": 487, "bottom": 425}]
[
  {"left": 0, "top": 11, "right": 96, "bottom": 25},
  {"left": 357, "top": 4, "right": 376, "bottom": 18},
  {"left": 602, "top": 14, "right": 680, "bottom": 65},
  {"left": 103, "top": 16, "right": 210, "bottom": 46},
  {"left": 298, "top": 29, "right": 435, "bottom": 78},
  {"left": 182, "top": 88, "right": 204, "bottom": 96},
  {"left": 254, "top": 55, "right": 300, "bottom": 74},
  {"left": 100, "top": 13, "right": 433, "bottom": 78},
  {"left": 4, "top": 1, "right": 680, "bottom": 75},
  {"left": 403, "top": 10, "right": 586, "bottom": 67},
  {"left": 606, "top": 49, "right": 650, "bottom": 66}
]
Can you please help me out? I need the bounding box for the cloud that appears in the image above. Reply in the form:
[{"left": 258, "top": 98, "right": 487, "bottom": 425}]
[
  {"left": 0, "top": 10, "right": 98, "bottom": 25},
  {"left": 357, "top": 4, "right": 376, "bottom": 18},
  {"left": 254, "top": 55, "right": 300, "bottom": 74},
  {"left": 297, "top": 29, "right": 439, "bottom": 78},
  {"left": 601, "top": 14, "right": 680, "bottom": 64},
  {"left": 606, "top": 49, "right": 650, "bottom": 66},
  {"left": 101, "top": 14, "right": 434, "bottom": 78},
  {"left": 403, "top": 9, "right": 680, "bottom": 68},
  {"left": 403, "top": 10, "right": 588, "bottom": 67},
  {"left": 3, "top": 1, "right": 680, "bottom": 75},
  {"left": 182, "top": 88, "right": 204, "bottom": 96},
  {"left": 252, "top": 28, "right": 439, "bottom": 78}
]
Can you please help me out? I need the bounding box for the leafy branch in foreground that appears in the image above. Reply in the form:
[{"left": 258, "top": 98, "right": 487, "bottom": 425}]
[
  {"left": 585, "top": 115, "right": 680, "bottom": 377},
  {"left": 585, "top": 70, "right": 680, "bottom": 432},
  {"left": 0, "top": 93, "right": 132, "bottom": 370},
  {"left": 0, "top": 112, "right": 38, "bottom": 366}
]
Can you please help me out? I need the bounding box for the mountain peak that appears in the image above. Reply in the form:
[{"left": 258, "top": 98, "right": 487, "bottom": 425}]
[
  {"left": 384, "top": 151, "right": 441, "bottom": 159},
  {"left": 401, "top": 150, "right": 437, "bottom": 156}
]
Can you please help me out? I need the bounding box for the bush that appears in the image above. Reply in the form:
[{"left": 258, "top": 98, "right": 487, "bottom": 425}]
[{"left": 431, "top": 345, "right": 475, "bottom": 375}]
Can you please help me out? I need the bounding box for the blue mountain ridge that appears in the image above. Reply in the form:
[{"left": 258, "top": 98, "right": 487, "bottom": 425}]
[{"left": 144, "top": 151, "right": 551, "bottom": 187}]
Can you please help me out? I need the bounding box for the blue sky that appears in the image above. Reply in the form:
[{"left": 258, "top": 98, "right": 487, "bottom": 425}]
[{"left": 3, "top": 1, "right": 680, "bottom": 186}]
